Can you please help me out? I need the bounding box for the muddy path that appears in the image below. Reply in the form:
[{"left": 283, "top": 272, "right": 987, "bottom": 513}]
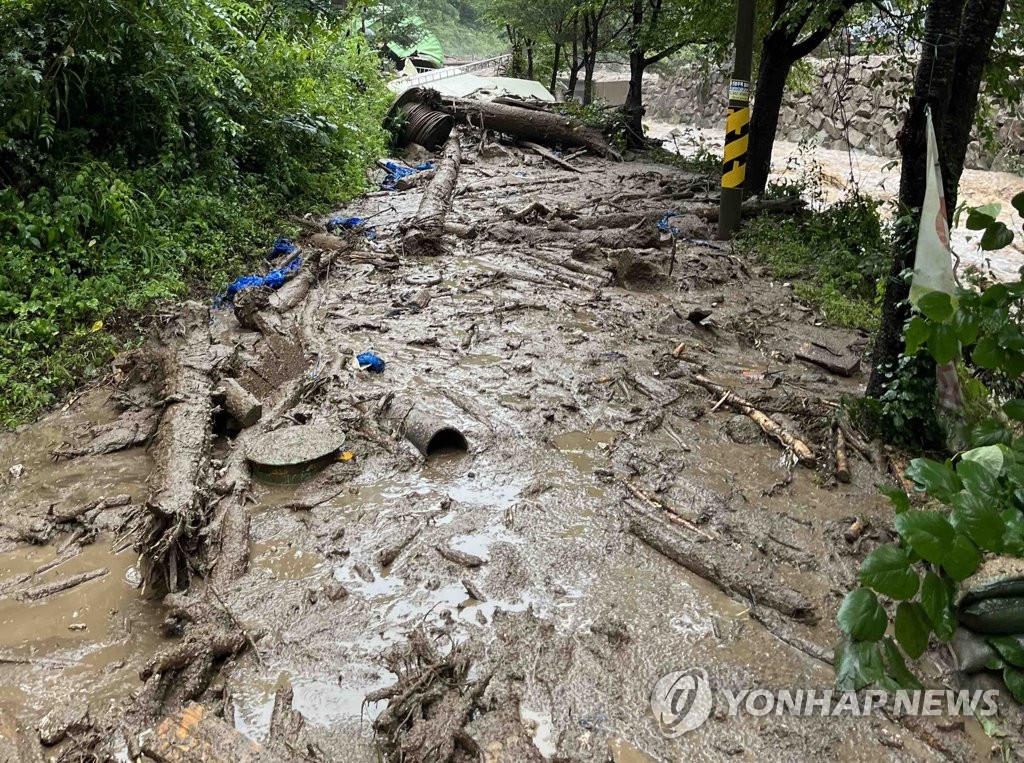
[{"left": 0, "top": 134, "right": 1017, "bottom": 761}]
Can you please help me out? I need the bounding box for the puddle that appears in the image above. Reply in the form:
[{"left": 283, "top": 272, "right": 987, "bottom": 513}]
[
  {"left": 0, "top": 539, "right": 166, "bottom": 717},
  {"left": 251, "top": 541, "right": 322, "bottom": 581}
]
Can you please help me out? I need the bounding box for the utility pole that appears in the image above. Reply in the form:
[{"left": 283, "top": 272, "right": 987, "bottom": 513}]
[{"left": 717, "top": 0, "right": 756, "bottom": 241}]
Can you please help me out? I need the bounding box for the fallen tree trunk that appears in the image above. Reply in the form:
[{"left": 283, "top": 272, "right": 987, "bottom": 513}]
[
  {"left": 486, "top": 221, "right": 664, "bottom": 250},
  {"left": 520, "top": 140, "right": 582, "bottom": 173},
  {"left": 219, "top": 378, "right": 262, "bottom": 428},
  {"left": 627, "top": 507, "right": 817, "bottom": 623},
  {"left": 139, "top": 304, "right": 215, "bottom": 599},
  {"left": 15, "top": 567, "right": 108, "bottom": 602},
  {"left": 699, "top": 195, "right": 805, "bottom": 222},
  {"left": 404, "top": 134, "right": 462, "bottom": 257},
  {"left": 440, "top": 96, "right": 615, "bottom": 159},
  {"left": 693, "top": 375, "right": 816, "bottom": 466}
]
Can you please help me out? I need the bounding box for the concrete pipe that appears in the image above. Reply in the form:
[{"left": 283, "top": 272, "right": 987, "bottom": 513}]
[{"left": 385, "top": 396, "right": 469, "bottom": 456}]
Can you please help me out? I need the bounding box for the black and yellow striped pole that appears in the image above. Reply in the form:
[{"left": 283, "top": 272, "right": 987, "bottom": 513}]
[{"left": 717, "top": 0, "right": 756, "bottom": 241}]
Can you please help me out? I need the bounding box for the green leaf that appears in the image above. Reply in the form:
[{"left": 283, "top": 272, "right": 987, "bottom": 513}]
[
  {"left": 981, "top": 222, "right": 1015, "bottom": 251},
  {"left": 894, "top": 602, "right": 931, "bottom": 658},
  {"left": 882, "top": 637, "right": 923, "bottom": 689},
  {"left": 835, "top": 639, "right": 885, "bottom": 691},
  {"left": 968, "top": 422, "right": 1012, "bottom": 448},
  {"left": 943, "top": 534, "right": 981, "bottom": 581},
  {"left": 928, "top": 321, "right": 960, "bottom": 363},
  {"left": 966, "top": 203, "right": 1001, "bottom": 230},
  {"left": 921, "top": 572, "right": 957, "bottom": 641},
  {"left": 1012, "top": 191, "right": 1024, "bottom": 219},
  {"left": 837, "top": 587, "right": 888, "bottom": 642},
  {"left": 951, "top": 309, "right": 979, "bottom": 346},
  {"left": 961, "top": 444, "right": 1006, "bottom": 476},
  {"left": 950, "top": 491, "right": 1005, "bottom": 551},
  {"left": 1003, "top": 666, "right": 1024, "bottom": 703},
  {"left": 904, "top": 315, "right": 930, "bottom": 354},
  {"left": 879, "top": 484, "right": 910, "bottom": 514},
  {"left": 1004, "top": 399, "right": 1024, "bottom": 421},
  {"left": 989, "top": 635, "right": 1024, "bottom": 667},
  {"left": 972, "top": 336, "right": 1003, "bottom": 369},
  {"left": 858, "top": 545, "right": 919, "bottom": 600},
  {"left": 905, "top": 458, "right": 961, "bottom": 502},
  {"left": 917, "top": 290, "right": 954, "bottom": 322},
  {"left": 893, "top": 510, "right": 954, "bottom": 564}
]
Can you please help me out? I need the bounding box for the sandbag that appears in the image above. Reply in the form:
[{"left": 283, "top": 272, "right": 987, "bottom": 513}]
[
  {"left": 958, "top": 556, "right": 1024, "bottom": 607},
  {"left": 959, "top": 597, "right": 1024, "bottom": 635},
  {"left": 951, "top": 628, "right": 1001, "bottom": 673}
]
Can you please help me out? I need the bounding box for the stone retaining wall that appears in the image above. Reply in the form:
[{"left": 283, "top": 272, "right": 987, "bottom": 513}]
[{"left": 644, "top": 56, "right": 1023, "bottom": 172}]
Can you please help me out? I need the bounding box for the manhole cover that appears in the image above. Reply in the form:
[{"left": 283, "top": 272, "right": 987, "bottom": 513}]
[
  {"left": 405, "top": 271, "right": 442, "bottom": 287},
  {"left": 246, "top": 425, "right": 346, "bottom": 484}
]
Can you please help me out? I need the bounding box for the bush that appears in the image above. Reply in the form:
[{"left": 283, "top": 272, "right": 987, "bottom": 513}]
[
  {"left": 739, "top": 193, "right": 889, "bottom": 330},
  {"left": 0, "top": 1, "right": 391, "bottom": 425}
]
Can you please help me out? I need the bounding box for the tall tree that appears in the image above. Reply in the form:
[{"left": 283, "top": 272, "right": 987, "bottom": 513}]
[
  {"left": 744, "top": 0, "right": 864, "bottom": 197},
  {"left": 620, "top": 0, "right": 726, "bottom": 148},
  {"left": 867, "top": 0, "right": 1008, "bottom": 396}
]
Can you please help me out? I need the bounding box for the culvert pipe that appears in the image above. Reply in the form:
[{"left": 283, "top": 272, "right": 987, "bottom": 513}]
[{"left": 383, "top": 396, "right": 469, "bottom": 456}]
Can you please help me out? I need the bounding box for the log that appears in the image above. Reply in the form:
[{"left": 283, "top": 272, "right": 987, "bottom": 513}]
[
  {"left": 519, "top": 141, "right": 582, "bottom": 173},
  {"left": 377, "top": 527, "right": 421, "bottom": 568},
  {"left": 485, "top": 221, "right": 664, "bottom": 250},
  {"left": 794, "top": 342, "right": 860, "bottom": 377},
  {"left": 692, "top": 375, "right": 816, "bottom": 466},
  {"left": 267, "top": 676, "right": 305, "bottom": 756},
  {"left": 443, "top": 221, "right": 477, "bottom": 239},
  {"left": 627, "top": 508, "right": 817, "bottom": 623},
  {"left": 142, "top": 703, "right": 284, "bottom": 763},
  {"left": 404, "top": 134, "right": 462, "bottom": 257},
  {"left": 835, "top": 426, "right": 851, "bottom": 483},
  {"left": 440, "top": 96, "right": 615, "bottom": 158},
  {"left": 139, "top": 304, "right": 215, "bottom": 598},
  {"left": 220, "top": 378, "right": 262, "bottom": 428},
  {"left": 15, "top": 567, "right": 108, "bottom": 602},
  {"left": 436, "top": 544, "right": 485, "bottom": 568},
  {"left": 396, "top": 168, "right": 437, "bottom": 191},
  {"left": 699, "top": 195, "right": 806, "bottom": 222}
]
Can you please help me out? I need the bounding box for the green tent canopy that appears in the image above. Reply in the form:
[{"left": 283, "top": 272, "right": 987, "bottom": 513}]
[{"left": 383, "top": 17, "right": 444, "bottom": 69}]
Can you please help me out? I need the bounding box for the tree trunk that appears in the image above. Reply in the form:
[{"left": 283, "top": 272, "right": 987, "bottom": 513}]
[
  {"left": 582, "top": 15, "right": 597, "bottom": 105},
  {"left": 866, "top": 0, "right": 1002, "bottom": 397},
  {"left": 526, "top": 39, "right": 534, "bottom": 80},
  {"left": 745, "top": 32, "right": 794, "bottom": 197},
  {"left": 624, "top": 50, "right": 646, "bottom": 149},
  {"left": 567, "top": 16, "right": 580, "bottom": 100},
  {"left": 550, "top": 41, "right": 562, "bottom": 95}
]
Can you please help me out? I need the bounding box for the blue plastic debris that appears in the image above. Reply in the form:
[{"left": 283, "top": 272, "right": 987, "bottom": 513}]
[
  {"left": 657, "top": 211, "right": 682, "bottom": 237},
  {"left": 382, "top": 161, "right": 434, "bottom": 191},
  {"left": 215, "top": 256, "right": 302, "bottom": 307},
  {"left": 356, "top": 352, "right": 385, "bottom": 373},
  {"left": 326, "top": 216, "right": 377, "bottom": 240},
  {"left": 270, "top": 236, "right": 297, "bottom": 259}
]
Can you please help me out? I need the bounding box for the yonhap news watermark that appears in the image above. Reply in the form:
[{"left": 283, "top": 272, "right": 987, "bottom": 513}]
[{"left": 650, "top": 667, "right": 1000, "bottom": 738}]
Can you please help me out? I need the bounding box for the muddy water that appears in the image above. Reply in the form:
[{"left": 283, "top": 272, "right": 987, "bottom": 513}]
[
  {"left": 0, "top": 151, "right": 1012, "bottom": 762},
  {"left": 649, "top": 120, "right": 1024, "bottom": 281},
  {"left": 0, "top": 391, "right": 165, "bottom": 731}
]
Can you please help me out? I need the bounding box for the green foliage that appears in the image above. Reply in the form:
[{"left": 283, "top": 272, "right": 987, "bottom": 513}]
[
  {"left": 838, "top": 440, "right": 1024, "bottom": 689},
  {"left": 738, "top": 193, "right": 888, "bottom": 331},
  {"left": 839, "top": 194, "right": 1024, "bottom": 695},
  {"left": 0, "top": 0, "right": 390, "bottom": 425}
]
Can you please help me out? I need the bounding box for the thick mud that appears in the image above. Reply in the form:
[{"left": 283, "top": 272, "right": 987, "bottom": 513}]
[{"left": 1, "top": 138, "right": 1019, "bottom": 761}]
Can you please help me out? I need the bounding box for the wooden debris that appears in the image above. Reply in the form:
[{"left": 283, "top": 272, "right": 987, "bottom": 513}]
[
  {"left": 404, "top": 133, "right": 462, "bottom": 257},
  {"left": 219, "top": 378, "right": 262, "bottom": 428},
  {"left": 693, "top": 375, "right": 816, "bottom": 466},
  {"left": 794, "top": 342, "right": 860, "bottom": 377},
  {"left": 436, "top": 544, "right": 486, "bottom": 568},
  {"left": 440, "top": 96, "right": 615, "bottom": 158},
  {"left": 15, "top": 567, "right": 108, "bottom": 602},
  {"left": 627, "top": 506, "right": 817, "bottom": 623},
  {"left": 835, "top": 424, "right": 851, "bottom": 483},
  {"left": 621, "top": 480, "right": 712, "bottom": 540},
  {"left": 141, "top": 703, "right": 283, "bottom": 763},
  {"left": 462, "top": 578, "right": 486, "bottom": 602},
  {"left": 844, "top": 517, "right": 867, "bottom": 543},
  {"left": 377, "top": 527, "right": 421, "bottom": 568},
  {"left": 519, "top": 140, "right": 582, "bottom": 173},
  {"left": 137, "top": 305, "right": 215, "bottom": 598},
  {"left": 699, "top": 195, "right": 806, "bottom": 222},
  {"left": 267, "top": 676, "right": 306, "bottom": 757}
]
